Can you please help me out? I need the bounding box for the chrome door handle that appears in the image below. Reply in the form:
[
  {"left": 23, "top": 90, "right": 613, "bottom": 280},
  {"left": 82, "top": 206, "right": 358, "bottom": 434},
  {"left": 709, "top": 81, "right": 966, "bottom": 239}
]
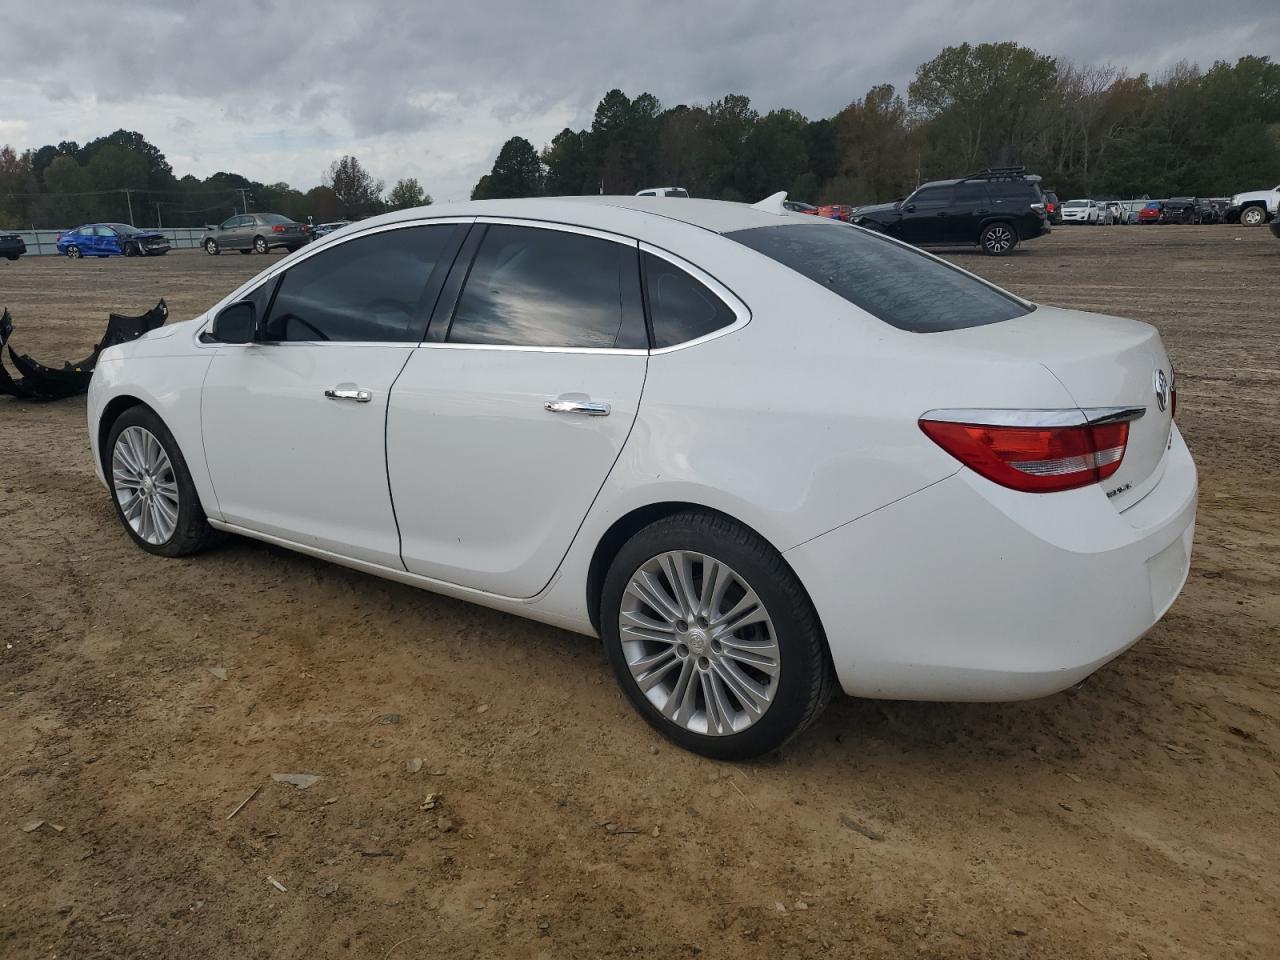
[
  {"left": 325, "top": 387, "right": 371, "bottom": 403},
  {"left": 544, "top": 399, "right": 610, "bottom": 416}
]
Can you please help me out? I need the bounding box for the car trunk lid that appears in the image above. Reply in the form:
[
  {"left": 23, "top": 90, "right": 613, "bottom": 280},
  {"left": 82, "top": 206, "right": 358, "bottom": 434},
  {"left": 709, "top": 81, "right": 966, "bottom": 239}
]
[{"left": 934, "top": 306, "right": 1174, "bottom": 510}]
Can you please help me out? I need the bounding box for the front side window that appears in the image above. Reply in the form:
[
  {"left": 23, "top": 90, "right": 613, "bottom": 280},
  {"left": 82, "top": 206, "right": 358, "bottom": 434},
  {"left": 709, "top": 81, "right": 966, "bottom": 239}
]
[
  {"left": 643, "top": 252, "right": 736, "bottom": 348},
  {"left": 262, "top": 224, "right": 460, "bottom": 342},
  {"left": 727, "top": 223, "right": 1032, "bottom": 333},
  {"left": 447, "top": 224, "right": 638, "bottom": 349}
]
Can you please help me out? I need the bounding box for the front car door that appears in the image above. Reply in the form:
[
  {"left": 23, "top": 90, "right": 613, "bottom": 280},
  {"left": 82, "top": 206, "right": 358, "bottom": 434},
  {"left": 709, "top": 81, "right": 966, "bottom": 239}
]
[
  {"left": 200, "top": 221, "right": 467, "bottom": 567},
  {"left": 386, "top": 221, "right": 649, "bottom": 597},
  {"left": 947, "top": 182, "right": 991, "bottom": 242},
  {"left": 898, "top": 185, "right": 953, "bottom": 244}
]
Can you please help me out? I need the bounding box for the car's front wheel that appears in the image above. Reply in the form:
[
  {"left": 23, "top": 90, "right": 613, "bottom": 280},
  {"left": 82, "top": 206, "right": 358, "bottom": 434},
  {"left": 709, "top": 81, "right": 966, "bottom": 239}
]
[
  {"left": 1240, "top": 205, "right": 1266, "bottom": 226},
  {"left": 204, "top": 238, "right": 220, "bottom": 255},
  {"left": 106, "top": 406, "right": 222, "bottom": 557},
  {"left": 66, "top": 245, "right": 82, "bottom": 259},
  {"left": 980, "top": 222, "right": 1018, "bottom": 255},
  {"left": 601, "top": 512, "right": 834, "bottom": 760}
]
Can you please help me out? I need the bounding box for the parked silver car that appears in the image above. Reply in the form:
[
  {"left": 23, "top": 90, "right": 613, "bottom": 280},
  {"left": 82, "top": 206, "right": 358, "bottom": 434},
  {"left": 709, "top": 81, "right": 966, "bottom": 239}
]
[{"left": 203, "top": 213, "right": 310, "bottom": 255}]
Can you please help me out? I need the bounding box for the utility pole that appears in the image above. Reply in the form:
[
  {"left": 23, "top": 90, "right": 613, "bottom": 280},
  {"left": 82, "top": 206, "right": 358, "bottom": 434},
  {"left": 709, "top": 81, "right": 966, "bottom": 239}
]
[
  {"left": 155, "top": 201, "right": 163, "bottom": 228},
  {"left": 124, "top": 189, "right": 135, "bottom": 225},
  {"left": 239, "top": 188, "right": 250, "bottom": 214}
]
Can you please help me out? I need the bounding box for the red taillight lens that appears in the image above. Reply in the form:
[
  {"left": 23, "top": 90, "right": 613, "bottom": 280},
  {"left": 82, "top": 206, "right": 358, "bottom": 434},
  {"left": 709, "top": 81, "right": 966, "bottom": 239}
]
[
  {"left": 919, "top": 418, "right": 1130, "bottom": 493},
  {"left": 272, "top": 224, "right": 286, "bottom": 233}
]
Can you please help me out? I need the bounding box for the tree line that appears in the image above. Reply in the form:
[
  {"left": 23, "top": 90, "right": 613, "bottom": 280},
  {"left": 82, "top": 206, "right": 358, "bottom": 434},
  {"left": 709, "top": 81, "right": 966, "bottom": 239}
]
[
  {"left": 0, "top": 132, "right": 429, "bottom": 229},
  {"left": 473, "top": 44, "right": 1279, "bottom": 204},
  {"left": 2, "top": 43, "right": 1276, "bottom": 229}
]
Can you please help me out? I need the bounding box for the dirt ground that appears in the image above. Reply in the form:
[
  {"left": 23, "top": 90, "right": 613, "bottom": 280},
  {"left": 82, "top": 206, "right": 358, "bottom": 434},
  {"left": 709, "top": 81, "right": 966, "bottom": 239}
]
[{"left": 1, "top": 226, "right": 1277, "bottom": 960}]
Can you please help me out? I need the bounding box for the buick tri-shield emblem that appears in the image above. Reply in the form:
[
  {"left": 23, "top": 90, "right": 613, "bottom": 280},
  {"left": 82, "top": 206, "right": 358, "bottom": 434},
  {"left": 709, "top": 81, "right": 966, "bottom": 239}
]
[{"left": 1153, "top": 369, "right": 1169, "bottom": 412}]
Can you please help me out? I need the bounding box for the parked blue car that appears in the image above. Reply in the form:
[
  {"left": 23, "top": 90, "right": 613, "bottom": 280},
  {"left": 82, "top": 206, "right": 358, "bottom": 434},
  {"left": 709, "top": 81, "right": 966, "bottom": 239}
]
[{"left": 56, "top": 223, "right": 170, "bottom": 259}]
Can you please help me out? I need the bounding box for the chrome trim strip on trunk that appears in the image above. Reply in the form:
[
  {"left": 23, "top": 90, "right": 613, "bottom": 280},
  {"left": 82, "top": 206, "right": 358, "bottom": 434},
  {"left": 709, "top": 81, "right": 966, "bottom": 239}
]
[{"left": 921, "top": 406, "right": 1146, "bottom": 428}]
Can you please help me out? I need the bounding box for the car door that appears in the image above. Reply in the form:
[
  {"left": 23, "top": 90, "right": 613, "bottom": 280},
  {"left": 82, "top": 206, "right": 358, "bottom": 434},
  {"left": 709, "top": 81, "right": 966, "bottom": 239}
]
[
  {"left": 200, "top": 221, "right": 467, "bottom": 567},
  {"left": 386, "top": 220, "right": 649, "bottom": 597},
  {"left": 219, "top": 215, "right": 246, "bottom": 249},
  {"left": 898, "top": 186, "right": 952, "bottom": 244},
  {"left": 948, "top": 182, "right": 990, "bottom": 242}
]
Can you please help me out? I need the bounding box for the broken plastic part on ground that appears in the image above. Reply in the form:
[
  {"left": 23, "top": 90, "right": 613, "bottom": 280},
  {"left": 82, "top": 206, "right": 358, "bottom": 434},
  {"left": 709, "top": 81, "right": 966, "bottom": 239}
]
[{"left": 0, "top": 299, "right": 167, "bottom": 400}]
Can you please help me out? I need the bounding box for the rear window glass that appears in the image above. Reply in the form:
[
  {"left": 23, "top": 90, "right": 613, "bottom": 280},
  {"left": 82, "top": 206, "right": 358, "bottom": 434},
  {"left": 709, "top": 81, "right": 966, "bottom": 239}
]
[{"left": 726, "top": 223, "right": 1032, "bottom": 333}]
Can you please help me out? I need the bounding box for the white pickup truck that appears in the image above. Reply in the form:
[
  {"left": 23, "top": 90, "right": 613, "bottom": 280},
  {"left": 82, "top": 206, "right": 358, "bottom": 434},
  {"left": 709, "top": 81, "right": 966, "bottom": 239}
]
[{"left": 1226, "top": 185, "right": 1279, "bottom": 225}]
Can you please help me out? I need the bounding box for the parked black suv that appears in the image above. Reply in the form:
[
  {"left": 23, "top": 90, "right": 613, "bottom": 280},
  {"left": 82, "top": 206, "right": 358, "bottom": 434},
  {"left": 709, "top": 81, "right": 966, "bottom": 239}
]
[{"left": 851, "top": 167, "right": 1050, "bottom": 255}]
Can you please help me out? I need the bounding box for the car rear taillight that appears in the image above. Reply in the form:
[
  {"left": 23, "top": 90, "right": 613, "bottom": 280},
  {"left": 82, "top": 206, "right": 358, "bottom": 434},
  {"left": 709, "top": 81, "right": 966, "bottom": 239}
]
[
  {"left": 272, "top": 224, "right": 286, "bottom": 233},
  {"left": 919, "top": 408, "right": 1144, "bottom": 493}
]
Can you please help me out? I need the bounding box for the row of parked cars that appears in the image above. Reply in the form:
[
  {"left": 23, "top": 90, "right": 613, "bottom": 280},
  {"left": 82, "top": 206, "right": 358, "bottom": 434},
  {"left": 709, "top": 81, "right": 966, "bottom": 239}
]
[{"left": 0, "top": 214, "right": 355, "bottom": 262}]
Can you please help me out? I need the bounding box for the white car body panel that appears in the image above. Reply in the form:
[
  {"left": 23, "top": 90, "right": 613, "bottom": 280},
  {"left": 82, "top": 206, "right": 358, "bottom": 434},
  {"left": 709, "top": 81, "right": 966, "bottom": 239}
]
[
  {"left": 388, "top": 345, "right": 648, "bottom": 596},
  {"left": 201, "top": 342, "right": 414, "bottom": 568},
  {"left": 87, "top": 196, "right": 1197, "bottom": 706}
]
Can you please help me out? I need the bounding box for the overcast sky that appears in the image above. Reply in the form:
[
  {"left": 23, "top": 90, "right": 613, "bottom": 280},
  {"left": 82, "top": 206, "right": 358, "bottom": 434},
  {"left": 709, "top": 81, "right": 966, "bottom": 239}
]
[{"left": 2, "top": 0, "right": 1277, "bottom": 201}]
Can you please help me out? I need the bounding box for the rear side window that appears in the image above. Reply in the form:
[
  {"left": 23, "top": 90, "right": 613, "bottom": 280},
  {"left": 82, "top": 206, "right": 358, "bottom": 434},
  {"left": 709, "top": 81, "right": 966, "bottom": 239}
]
[
  {"left": 952, "top": 183, "right": 990, "bottom": 203},
  {"left": 264, "top": 224, "right": 460, "bottom": 342},
  {"left": 727, "top": 223, "right": 1032, "bottom": 333},
  {"left": 447, "top": 224, "right": 640, "bottom": 348},
  {"left": 643, "top": 252, "right": 736, "bottom": 348}
]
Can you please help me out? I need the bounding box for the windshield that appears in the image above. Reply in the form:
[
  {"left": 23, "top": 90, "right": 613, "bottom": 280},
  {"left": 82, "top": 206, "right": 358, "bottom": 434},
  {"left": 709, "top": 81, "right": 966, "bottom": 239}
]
[
  {"left": 1064, "top": 200, "right": 1089, "bottom": 208},
  {"left": 108, "top": 223, "right": 142, "bottom": 234},
  {"left": 727, "top": 223, "right": 1031, "bottom": 333}
]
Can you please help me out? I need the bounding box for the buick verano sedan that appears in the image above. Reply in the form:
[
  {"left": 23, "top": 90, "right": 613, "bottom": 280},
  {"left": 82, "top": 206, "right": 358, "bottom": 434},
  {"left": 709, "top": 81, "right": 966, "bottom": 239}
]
[{"left": 88, "top": 196, "right": 1197, "bottom": 759}]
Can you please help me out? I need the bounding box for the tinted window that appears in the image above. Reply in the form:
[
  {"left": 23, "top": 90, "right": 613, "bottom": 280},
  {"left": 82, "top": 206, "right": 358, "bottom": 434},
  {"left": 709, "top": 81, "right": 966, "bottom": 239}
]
[
  {"left": 727, "top": 223, "right": 1032, "bottom": 333},
  {"left": 259, "top": 214, "right": 292, "bottom": 225},
  {"left": 447, "top": 225, "right": 634, "bottom": 348},
  {"left": 263, "top": 224, "right": 459, "bottom": 342},
  {"left": 908, "top": 186, "right": 951, "bottom": 208},
  {"left": 952, "top": 183, "right": 989, "bottom": 204},
  {"left": 644, "top": 252, "right": 736, "bottom": 348}
]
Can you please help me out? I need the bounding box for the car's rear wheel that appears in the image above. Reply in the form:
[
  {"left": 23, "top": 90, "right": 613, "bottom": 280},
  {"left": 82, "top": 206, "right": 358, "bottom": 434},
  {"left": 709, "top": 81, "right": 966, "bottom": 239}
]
[
  {"left": 980, "top": 222, "right": 1018, "bottom": 255},
  {"left": 106, "top": 406, "right": 222, "bottom": 558},
  {"left": 1240, "top": 205, "right": 1266, "bottom": 226},
  {"left": 253, "top": 236, "right": 269, "bottom": 254},
  {"left": 204, "top": 238, "right": 220, "bottom": 255},
  {"left": 601, "top": 512, "right": 834, "bottom": 760},
  {"left": 66, "top": 245, "right": 82, "bottom": 259}
]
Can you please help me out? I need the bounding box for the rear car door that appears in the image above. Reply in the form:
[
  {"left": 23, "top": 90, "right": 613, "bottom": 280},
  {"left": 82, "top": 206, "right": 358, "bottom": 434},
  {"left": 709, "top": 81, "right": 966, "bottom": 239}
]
[
  {"left": 387, "top": 220, "right": 649, "bottom": 597},
  {"left": 948, "top": 183, "right": 991, "bottom": 242},
  {"left": 200, "top": 221, "right": 467, "bottom": 567}
]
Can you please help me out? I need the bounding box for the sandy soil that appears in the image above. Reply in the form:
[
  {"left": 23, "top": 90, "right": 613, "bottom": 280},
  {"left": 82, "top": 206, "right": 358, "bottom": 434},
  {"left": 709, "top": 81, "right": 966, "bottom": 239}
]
[{"left": 1, "top": 226, "right": 1277, "bottom": 959}]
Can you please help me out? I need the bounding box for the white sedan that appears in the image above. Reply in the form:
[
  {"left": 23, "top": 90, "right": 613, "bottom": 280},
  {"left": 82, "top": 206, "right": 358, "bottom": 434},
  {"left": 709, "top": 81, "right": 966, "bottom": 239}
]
[
  {"left": 88, "top": 196, "right": 1197, "bottom": 759},
  {"left": 1061, "top": 199, "right": 1102, "bottom": 224}
]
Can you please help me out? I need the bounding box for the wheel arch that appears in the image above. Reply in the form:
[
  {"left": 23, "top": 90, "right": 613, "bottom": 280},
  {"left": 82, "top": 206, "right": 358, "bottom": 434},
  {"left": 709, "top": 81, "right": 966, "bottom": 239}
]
[
  {"left": 97, "top": 394, "right": 150, "bottom": 474},
  {"left": 584, "top": 500, "right": 811, "bottom": 637}
]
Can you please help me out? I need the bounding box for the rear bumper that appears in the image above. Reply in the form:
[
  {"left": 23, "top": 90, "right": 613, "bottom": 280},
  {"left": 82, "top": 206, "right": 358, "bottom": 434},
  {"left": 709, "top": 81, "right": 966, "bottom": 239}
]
[{"left": 786, "top": 426, "right": 1197, "bottom": 701}]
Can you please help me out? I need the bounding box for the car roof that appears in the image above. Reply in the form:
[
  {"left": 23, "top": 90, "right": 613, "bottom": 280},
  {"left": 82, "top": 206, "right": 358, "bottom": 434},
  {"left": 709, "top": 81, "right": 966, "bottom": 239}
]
[{"left": 345, "top": 195, "right": 819, "bottom": 238}]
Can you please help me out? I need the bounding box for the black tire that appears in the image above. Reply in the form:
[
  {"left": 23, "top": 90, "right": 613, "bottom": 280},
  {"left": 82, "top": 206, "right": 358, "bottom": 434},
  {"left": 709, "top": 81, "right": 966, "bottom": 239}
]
[
  {"left": 204, "top": 238, "right": 220, "bottom": 255},
  {"left": 66, "top": 245, "right": 82, "bottom": 259},
  {"left": 253, "top": 236, "right": 269, "bottom": 254},
  {"left": 600, "top": 511, "right": 836, "bottom": 761},
  {"left": 124, "top": 242, "right": 140, "bottom": 257},
  {"left": 104, "top": 405, "right": 223, "bottom": 558},
  {"left": 980, "top": 221, "right": 1018, "bottom": 255},
  {"left": 5, "top": 255, "right": 18, "bottom": 261},
  {"left": 1239, "top": 205, "right": 1266, "bottom": 227}
]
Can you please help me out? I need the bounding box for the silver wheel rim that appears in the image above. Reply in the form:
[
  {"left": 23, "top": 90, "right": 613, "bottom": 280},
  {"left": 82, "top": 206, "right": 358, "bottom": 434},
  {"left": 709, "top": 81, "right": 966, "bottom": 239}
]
[
  {"left": 1243, "top": 208, "right": 1262, "bottom": 225},
  {"left": 986, "top": 226, "right": 1012, "bottom": 252},
  {"left": 206, "top": 240, "right": 217, "bottom": 253},
  {"left": 112, "top": 426, "right": 180, "bottom": 545},
  {"left": 255, "top": 238, "right": 267, "bottom": 252},
  {"left": 68, "top": 246, "right": 80, "bottom": 258},
  {"left": 620, "top": 551, "right": 780, "bottom": 736}
]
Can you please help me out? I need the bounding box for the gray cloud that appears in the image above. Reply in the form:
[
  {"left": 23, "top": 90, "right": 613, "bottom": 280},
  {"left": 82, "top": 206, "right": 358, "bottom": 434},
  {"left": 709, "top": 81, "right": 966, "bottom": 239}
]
[{"left": 1, "top": 0, "right": 1276, "bottom": 200}]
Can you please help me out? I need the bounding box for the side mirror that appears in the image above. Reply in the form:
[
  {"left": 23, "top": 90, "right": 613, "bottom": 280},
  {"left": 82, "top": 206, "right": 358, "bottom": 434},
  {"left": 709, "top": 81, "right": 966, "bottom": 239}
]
[{"left": 210, "top": 301, "right": 257, "bottom": 344}]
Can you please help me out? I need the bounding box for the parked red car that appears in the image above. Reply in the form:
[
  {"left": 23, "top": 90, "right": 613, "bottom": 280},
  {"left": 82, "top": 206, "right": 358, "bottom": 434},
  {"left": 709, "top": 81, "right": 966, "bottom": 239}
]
[
  {"left": 1137, "top": 201, "right": 1163, "bottom": 224},
  {"left": 816, "top": 204, "right": 854, "bottom": 222}
]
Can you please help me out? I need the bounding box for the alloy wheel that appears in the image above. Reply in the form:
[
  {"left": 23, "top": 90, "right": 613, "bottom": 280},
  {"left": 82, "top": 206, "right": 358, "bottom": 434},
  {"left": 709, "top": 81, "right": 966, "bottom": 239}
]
[
  {"left": 112, "top": 426, "right": 180, "bottom": 545},
  {"left": 1241, "top": 207, "right": 1264, "bottom": 226},
  {"left": 619, "top": 550, "right": 780, "bottom": 736},
  {"left": 985, "top": 225, "right": 1013, "bottom": 253}
]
